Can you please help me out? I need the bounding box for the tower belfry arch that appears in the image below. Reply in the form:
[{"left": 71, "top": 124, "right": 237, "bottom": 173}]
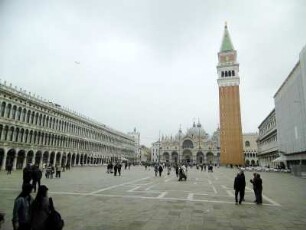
[{"left": 216, "top": 23, "right": 244, "bottom": 165}]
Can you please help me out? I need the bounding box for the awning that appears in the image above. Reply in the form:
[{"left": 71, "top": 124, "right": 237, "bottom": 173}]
[{"left": 272, "top": 155, "right": 287, "bottom": 163}]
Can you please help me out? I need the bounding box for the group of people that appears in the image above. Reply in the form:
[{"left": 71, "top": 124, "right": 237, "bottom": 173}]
[
  {"left": 106, "top": 162, "right": 124, "bottom": 176},
  {"left": 11, "top": 183, "right": 63, "bottom": 230},
  {"left": 234, "top": 169, "right": 263, "bottom": 205},
  {"left": 153, "top": 164, "right": 188, "bottom": 181},
  {"left": 23, "top": 164, "right": 43, "bottom": 193},
  {"left": 44, "top": 164, "right": 63, "bottom": 179}
]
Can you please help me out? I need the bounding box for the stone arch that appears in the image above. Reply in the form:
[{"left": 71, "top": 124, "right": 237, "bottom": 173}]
[
  {"left": 2, "top": 125, "right": 8, "bottom": 141},
  {"left": 27, "top": 150, "right": 34, "bottom": 164},
  {"left": 67, "top": 153, "right": 71, "bottom": 167},
  {"left": 206, "top": 152, "right": 214, "bottom": 164},
  {"left": 0, "top": 148, "right": 5, "bottom": 169},
  {"left": 196, "top": 151, "right": 204, "bottom": 164},
  {"left": 72, "top": 153, "right": 76, "bottom": 166},
  {"left": 171, "top": 151, "right": 178, "bottom": 163},
  {"left": 80, "top": 154, "right": 84, "bottom": 165},
  {"left": 182, "top": 139, "right": 194, "bottom": 149},
  {"left": 43, "top": 151, "right": 49, "bottom": 164},
  {"left": 251, "top": 160, "right": 255, "bottom": 165},
  {"left": 6, "top": 149, "right": 16, "bottom": 169},
  {"left": 56, "top": 152, "right": 61, "bottom": 165},
  {"left": 182, "top": 149, "right": 192, "bottom": 164},
  {"left": 245, "top": 159, "right": 250, "bottom": 166},
  {"left": 16, "top": 150, "right": 26, "bottom": 169},
  {"left": 162, "top": 152, "right": 170, "bottom": 162},
  {"left": 0, "top": 101, "right": 6, "bottom": 117},
  {"left": 61, "top": 153, "right": 67, "bottom": 167},
  {"left": 35, "top": 151, "right": 42, "bottom": 166},
  {"left": 9, "top": 126, "right": 14, "bottom": 141},
  {"left": 50, "top": 152, "right": 55, "bottom": 165},
  {"left": 6, "top": 103, "right": 12, "bottom": 118}
]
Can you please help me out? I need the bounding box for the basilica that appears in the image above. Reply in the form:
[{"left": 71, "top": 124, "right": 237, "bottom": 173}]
[{"left": 151, "top": 121, "right": 220, "bottom": 165}]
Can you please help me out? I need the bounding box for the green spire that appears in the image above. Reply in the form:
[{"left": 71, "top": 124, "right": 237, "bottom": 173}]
[{"left": 220, "top": 22, "right": 234, "bottom": 52}]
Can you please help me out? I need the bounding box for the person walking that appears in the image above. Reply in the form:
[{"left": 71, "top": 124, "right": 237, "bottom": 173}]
[
  {"left": 23, "top": 164, "right": 32, "bottom": 186},
  {"left": 32, "top": 166, "right": 42, "bottom": 193},
  {"left": 154, "top": 164, "right": 158, "bottom": 176},
  {"left": 30, "top": 185, "right": 50, "bottom": 230},
  {"left": 175, "top": 165, "right": 179, "bottom": 177},
  {"left": 114, "top": 163, "right": 118, "bottom": 176},
  {"left": 55, "top": 164, "right": 61, "bottom": 178},
  {"left": 117, "top": 163, "right": 122, "bottom": 176},
  {"left": 254, "top": 173, "right": 263, "bottom": 204},
  {"left": 158, "top": 164, "right": 163, "bottom": 177},
  {"left": 12, "top": 184, "right": 33, "bottom": 230},
  {"left": 250, "top": 173, "right": 257, "bottom": 202},
  {"left": 233, "top": 170, "right": 246, "bottom": 205}
]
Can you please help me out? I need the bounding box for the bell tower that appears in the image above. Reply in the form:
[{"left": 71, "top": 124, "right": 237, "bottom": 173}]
[{"left": 217, "top": 23, "right": 244, "bottom": 165}]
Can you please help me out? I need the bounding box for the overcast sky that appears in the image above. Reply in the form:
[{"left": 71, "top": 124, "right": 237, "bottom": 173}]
[{"left": 1, "top": 0, "right": 306, "bottom": 146}]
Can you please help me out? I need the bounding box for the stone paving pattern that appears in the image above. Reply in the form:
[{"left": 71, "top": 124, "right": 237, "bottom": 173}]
[{"left": 0, "top": 166, "right": 306, "bottom": 230}]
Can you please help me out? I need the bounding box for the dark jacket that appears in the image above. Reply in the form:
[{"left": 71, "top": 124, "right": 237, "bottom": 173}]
[
  {"left": 254, "top": 175, "right": 262, "bottom": 190},
  {"left": 234, "top": 173, "right": 246, "bottom": 190}
]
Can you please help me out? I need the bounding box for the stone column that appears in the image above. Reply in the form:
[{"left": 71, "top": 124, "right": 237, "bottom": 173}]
[
  {"left": 22, "top": 152, "right": 28, "bottom": 169},
  {"left": 1, "top": 153, "right": 7, "bottom": 170},
  {"left": 12, "top": 155, "right": 17, "bottom": 170}
]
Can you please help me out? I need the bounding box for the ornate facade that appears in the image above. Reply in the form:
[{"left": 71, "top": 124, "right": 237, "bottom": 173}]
[
  {"left": 243, "top": 133, "right": 259, "bottom": 166},
  {"left": 157, "top": 121, "right": 220, "bottom": 164},
  {"left": 0, "top": 81, "right": 135, "bottom": 170},
  {"left": 257, "top": 109, "right": 278, "bottom": 167},
  {"left": 217, "top": 23, "right": 244, "bottom": 165}
]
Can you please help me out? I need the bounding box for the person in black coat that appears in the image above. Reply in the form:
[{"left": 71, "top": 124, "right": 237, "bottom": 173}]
[
  {"left": 234, "top": 170, "right": 246, "bottom": 204},
  {"left": 23, "top": 164, "right": 32, "bottom": 186},
  {"left": 158, "top": 165, "right": 163, "bottom": 177},
  {"left": 254, "top": 173, "right": 263, "bottom": 204},
  {"left": 250, "top": 173, "right": 257, "bottom": 202}
]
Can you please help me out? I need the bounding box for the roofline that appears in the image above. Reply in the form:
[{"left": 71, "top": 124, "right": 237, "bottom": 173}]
[
  {"left": 258, "top": 108, "right": 275, "bottom": 128},
  {"left": 273, "top": 61, "right": 300, "bottom": 98}
]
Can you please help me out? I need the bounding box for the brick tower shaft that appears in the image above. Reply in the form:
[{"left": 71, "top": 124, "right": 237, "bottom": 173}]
[{"left": 217, "top": 23, "right": 244, "bottom": 165}]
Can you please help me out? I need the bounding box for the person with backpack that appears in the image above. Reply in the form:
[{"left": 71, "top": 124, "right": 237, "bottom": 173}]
[
  {"left": 30, "top": 185, "right": 50, "bottom": 230},
  {"left": 45, "top": 197, "right": 64, "bottom": 230},
  {"left": 12, "top": 183, "right": 33, "bottom": 230}
]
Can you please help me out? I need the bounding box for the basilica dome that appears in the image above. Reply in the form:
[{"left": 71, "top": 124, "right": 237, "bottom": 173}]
[{"left": 186, "top": 121, "right": 208, "bottom": 139}]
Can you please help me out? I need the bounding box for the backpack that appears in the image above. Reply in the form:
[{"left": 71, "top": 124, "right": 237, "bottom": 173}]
[{"left": 46, "top": 197, "right": 64, "bottom": 230}]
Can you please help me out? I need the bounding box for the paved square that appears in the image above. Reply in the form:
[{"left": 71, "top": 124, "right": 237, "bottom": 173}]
[{"left": 1, "top": 166, "right": 306, "bottom": 230}]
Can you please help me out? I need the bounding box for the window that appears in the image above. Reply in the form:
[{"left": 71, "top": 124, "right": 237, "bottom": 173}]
[{"left": 245, "top": 141, "right": 250, "bottom": 147}]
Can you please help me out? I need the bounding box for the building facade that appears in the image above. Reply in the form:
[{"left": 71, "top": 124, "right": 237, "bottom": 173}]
[
  {"left": 257, "top": 109, "right": 279, "bottom": 168},
  {"left": 151, "top": 141, "right": 160, "bottom": 163},
  {"left": 217, "top": 23, "right": 244, "bottom": 165},
  {"left": 243, "top": 133, "right": 259, "bottom": 166},
  {"left": 0, "top": 81, "right": 135, "bottom": 170},
  {"left": 139, "top": 145, "right": 151, "bottom": 163},
  {"left": 274, "top": 45, "right": 306, "bottom": 170},
  {"left": 155, "top": 121, "right": 220, "bottom": 165},
  {"left": 127, "top": 128, "right": 140, "bottom": 163}
]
